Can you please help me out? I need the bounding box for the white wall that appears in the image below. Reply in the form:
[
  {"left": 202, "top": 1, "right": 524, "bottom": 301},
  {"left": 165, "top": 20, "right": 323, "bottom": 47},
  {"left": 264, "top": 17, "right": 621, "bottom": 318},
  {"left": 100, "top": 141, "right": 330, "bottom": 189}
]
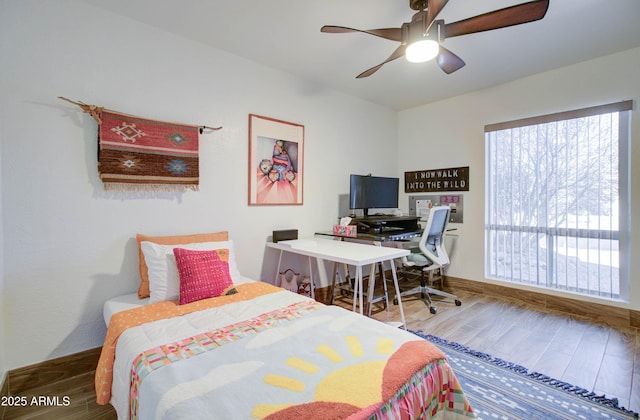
[
  {"left": 398, "top": 47, "right": 640, "bottom": 311},
  {"left": 0, "top": 0, "right": 397, "bottom": 369}
]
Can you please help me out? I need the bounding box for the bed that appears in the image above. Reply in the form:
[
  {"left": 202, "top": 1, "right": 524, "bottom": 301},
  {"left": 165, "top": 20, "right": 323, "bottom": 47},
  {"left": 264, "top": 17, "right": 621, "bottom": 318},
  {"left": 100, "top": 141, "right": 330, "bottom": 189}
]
[{"left": 95, "top": 232, "right": 475, "bottom": 419}]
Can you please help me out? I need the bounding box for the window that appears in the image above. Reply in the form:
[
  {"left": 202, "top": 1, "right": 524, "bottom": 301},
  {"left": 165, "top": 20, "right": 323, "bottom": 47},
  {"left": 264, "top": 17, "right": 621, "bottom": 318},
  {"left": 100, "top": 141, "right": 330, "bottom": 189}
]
[{"left": 484, "top": 101, "right": 632, "bottom": 300}]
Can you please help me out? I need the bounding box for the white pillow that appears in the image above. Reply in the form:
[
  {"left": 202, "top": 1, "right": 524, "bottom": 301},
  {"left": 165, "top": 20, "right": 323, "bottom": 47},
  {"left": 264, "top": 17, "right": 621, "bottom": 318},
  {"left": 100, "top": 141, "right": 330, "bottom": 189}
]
[{"left": 140, "top": 240, "right": 242, "bottom": 304}]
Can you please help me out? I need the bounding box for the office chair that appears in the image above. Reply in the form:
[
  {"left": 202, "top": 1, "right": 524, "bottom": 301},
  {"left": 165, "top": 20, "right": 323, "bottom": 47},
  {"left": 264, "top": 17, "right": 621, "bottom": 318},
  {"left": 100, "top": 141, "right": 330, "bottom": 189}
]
[{"left": 395, "top": 206, "right": 462, "bottom": 314}]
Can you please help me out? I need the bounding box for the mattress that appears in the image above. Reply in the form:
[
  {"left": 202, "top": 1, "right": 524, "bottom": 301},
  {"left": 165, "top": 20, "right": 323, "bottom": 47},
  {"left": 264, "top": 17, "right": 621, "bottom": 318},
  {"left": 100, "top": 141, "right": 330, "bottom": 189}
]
[{"left": 103, "top": 293, "right": 148, "bottom": 325}]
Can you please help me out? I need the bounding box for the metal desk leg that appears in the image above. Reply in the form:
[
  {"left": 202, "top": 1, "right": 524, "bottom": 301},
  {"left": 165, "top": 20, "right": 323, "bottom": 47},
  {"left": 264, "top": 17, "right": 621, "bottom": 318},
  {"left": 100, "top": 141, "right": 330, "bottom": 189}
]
[
  {"left": 390, "top": 260, "right": 406, "bottom": 329},
  {"left": 364, "top": 261, "right": 390, "bottom": 317},
  {"left": 329, "top": 261, "right": 338, "bottom": 304},
  {"left": 274, "top": 249, "right": 284, "bottom": 286},
  {"left": 308, "top": 256, "right": 315, "bottom": 299},
  {"left": 331, "top": 264, "right": 353, "bottom": 305},
  {"left": 366, "top": 262, "right": 377, "bottom": 317},
  {"left": 379, "top": 261, "right": 390, "bottom": 316},
  {"left": 354, "top": 266, "right": 364, "bottom": 314}
]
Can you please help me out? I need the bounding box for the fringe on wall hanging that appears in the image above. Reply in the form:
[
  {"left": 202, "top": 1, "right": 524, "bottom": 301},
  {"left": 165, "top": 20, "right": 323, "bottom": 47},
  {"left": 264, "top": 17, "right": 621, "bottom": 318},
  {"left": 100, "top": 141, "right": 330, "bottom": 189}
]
[{"left": 59, "top": 97, "right": 222, "bottom": 192}]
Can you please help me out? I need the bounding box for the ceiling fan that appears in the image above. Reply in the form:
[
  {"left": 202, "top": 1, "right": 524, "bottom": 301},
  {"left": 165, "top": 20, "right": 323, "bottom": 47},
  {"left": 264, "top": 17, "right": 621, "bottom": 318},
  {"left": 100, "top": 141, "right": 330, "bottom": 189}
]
[{"left": 321, "top": 0, "right": 550, "bottom": 78}]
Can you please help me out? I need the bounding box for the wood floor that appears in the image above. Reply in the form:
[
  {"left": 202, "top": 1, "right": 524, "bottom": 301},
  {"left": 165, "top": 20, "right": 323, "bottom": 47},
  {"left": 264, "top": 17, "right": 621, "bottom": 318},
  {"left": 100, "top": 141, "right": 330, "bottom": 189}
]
[
  {"left": 365, "top": 289, "right": 640, "bottom": 414},
  {"left": 3, "top": 279, "right": 638, "bottom": 419}
]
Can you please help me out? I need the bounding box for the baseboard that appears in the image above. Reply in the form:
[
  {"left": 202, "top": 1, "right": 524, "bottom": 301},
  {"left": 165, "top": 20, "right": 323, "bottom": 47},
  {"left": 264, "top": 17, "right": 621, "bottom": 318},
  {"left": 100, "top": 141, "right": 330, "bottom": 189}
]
[
  {"left": 5, "top": 347, "right": 102, "bottom": 395},
  {"left": 315, "top": 273, "right": 639, "bottom": 330},
  {"left": 444, "top": 276, "right": 640, "bottom": 330}
]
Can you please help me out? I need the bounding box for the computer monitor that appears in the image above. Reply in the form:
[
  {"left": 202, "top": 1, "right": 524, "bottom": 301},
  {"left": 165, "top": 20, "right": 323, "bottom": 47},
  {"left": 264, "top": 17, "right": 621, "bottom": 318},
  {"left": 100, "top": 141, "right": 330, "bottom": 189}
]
[{"left": 349, "top": 174, "right": 399, "bottom": 218}]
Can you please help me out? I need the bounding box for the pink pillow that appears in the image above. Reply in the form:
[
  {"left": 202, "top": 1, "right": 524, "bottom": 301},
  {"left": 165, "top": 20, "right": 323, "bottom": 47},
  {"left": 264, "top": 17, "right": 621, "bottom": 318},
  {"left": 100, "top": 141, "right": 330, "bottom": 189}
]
[{"left": 173, "top": 248, "right": 234, "bottom": 305}]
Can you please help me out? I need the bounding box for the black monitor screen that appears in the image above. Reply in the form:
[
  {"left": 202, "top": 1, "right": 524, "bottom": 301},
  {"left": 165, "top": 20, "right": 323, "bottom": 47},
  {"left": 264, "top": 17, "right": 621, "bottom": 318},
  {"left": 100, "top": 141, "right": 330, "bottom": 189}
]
[{"left": 349, "top": 174, "right": 399, "bottom": 216}]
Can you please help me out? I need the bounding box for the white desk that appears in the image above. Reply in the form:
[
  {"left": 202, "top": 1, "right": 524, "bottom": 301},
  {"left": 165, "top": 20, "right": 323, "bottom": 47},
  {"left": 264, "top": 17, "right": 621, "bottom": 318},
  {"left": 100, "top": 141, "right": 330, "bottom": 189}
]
[{"left": 266, "top": 237, "right": 410, "bottom": 328}]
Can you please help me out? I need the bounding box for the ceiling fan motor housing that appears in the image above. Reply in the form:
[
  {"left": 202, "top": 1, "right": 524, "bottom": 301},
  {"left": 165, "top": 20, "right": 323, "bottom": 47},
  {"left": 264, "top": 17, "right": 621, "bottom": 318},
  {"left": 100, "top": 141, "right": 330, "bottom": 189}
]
[{"left": 406, "top": 11, "right": 436, "bottom": 44}]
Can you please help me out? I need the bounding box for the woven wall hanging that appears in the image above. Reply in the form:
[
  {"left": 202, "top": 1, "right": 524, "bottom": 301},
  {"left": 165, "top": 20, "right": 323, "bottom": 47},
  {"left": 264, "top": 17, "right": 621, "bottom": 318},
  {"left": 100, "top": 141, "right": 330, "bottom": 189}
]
[{"left": 60, "top": 97, "right": 221, "bottom": 192}]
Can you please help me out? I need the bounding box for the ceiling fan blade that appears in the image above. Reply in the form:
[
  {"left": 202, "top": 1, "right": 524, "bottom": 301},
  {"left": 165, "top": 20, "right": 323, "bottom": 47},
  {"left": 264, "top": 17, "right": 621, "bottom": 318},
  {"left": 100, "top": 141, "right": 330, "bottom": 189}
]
[
  {"left": 356, "top": 45, "right": 407, "bottom": 78},
  {"left": 437, "top": 46, "right": 465, "bottom": 74},
  {"left": 321, "top": 25, "right": 402, "bottom": 42},
  {"left": 427, "top": 0, "right": 450, "bottom": 27},
  {"left": 443, "top": 0, "right": 549, "bottom": 38}
]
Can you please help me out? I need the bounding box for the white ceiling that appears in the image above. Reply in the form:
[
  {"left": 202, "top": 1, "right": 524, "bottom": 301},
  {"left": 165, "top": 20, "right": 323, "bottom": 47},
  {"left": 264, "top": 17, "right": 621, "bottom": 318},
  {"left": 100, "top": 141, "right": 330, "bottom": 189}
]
[{"left": 79, "top": 0, "right": 640, "bottom": 110}]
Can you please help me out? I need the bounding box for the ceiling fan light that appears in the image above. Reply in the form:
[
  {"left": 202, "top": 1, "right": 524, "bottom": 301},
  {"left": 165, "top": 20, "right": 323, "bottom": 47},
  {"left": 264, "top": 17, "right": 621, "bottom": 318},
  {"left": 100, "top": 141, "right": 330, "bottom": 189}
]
[{"left": 405, "top": 39, "right": 439, "bottom": 63}]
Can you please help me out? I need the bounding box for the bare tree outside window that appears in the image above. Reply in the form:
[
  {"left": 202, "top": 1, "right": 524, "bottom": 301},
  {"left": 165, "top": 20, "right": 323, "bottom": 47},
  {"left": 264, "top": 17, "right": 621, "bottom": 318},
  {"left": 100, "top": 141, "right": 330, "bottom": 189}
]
[{"left": 484, "top": 102, "right": 631, "bottom": 300}]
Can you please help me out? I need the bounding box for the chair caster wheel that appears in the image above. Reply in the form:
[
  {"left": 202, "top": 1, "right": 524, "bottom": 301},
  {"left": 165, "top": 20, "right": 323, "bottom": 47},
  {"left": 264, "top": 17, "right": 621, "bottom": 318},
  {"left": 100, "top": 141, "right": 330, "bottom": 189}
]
[
  {"left": 429, "top": 306, "right": 437, "bottom": 314},
  {"left": 455, "top": 300, "right": 462, "bottom": 306},
  {"left": 393, "top": 297, "right": 398, "bottom": 305}
]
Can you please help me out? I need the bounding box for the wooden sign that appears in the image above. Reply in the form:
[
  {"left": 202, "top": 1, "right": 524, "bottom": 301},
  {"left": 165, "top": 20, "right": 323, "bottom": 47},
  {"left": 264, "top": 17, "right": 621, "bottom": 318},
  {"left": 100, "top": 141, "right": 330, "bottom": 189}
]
[{"left": 405, "top": 166, "right": 469, "bottom": 193}]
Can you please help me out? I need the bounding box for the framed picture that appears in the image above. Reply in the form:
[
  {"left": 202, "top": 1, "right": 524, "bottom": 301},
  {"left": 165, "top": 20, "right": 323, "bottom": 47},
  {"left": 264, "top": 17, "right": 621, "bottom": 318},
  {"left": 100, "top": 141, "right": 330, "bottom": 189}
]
[{"left": 248, "top": 114, "right": 304, "bottom": 205}]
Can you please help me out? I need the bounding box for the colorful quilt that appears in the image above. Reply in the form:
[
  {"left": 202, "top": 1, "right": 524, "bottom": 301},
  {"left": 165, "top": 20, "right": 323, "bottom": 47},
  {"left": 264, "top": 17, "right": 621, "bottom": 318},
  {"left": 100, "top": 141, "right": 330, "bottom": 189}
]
[
  {"left": 98, "top": 284, "right": 475, "bottom": 419},
  {"left": 95, "top": 282, "right": 281, "bottom": 404}
]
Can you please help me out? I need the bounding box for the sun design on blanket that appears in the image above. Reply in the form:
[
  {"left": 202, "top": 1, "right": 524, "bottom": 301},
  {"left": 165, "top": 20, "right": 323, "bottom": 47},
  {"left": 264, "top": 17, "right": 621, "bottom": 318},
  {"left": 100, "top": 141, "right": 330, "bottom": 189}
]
[{"left": 252, "top": 336, "right": 429, "bottom": 419}]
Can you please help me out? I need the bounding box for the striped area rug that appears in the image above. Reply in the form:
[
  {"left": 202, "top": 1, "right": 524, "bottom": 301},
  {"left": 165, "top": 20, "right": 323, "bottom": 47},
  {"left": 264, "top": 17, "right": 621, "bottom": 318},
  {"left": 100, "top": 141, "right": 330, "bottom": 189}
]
[{"left": 410, "top": 331, "right": 638, "bottom": 420}]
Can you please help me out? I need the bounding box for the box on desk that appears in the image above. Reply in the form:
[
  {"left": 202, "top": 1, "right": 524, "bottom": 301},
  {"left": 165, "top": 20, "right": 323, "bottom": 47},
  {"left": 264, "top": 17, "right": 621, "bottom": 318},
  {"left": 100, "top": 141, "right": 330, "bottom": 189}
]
[{"left": 332, "top": 224, "right": 357, "bottom": 237}]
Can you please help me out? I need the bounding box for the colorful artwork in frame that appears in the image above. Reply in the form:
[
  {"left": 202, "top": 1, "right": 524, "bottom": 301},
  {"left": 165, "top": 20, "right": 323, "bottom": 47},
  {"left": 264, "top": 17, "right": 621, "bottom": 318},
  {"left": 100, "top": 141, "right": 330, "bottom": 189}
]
[{"left": 248, "top": 114, "right": 304, "bottom": 205}]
